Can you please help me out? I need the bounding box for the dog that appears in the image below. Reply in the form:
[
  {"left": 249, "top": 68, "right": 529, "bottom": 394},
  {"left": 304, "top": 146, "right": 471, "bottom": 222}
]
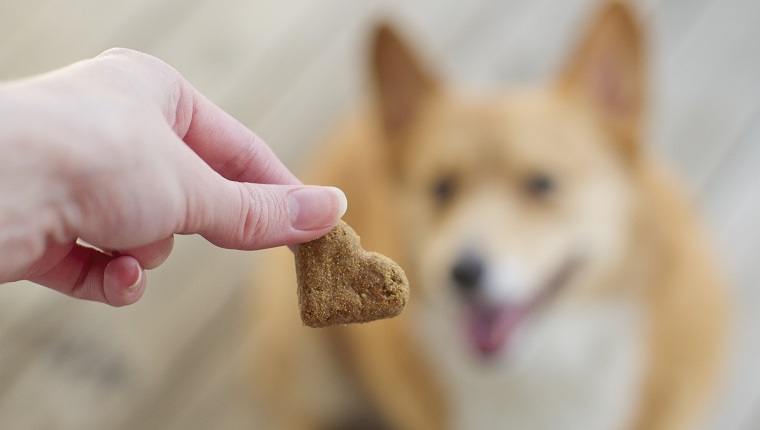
[{"left": 248, "top": 2, "right": 727, "bottom": 429}]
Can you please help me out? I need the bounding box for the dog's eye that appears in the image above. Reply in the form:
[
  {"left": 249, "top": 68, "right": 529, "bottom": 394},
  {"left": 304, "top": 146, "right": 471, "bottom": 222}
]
[
  {"left": 525, "top": 173, "right": 554, "bottom": 197},
  {"left": 432, "top": 174, "right": 457, "bottom": 205}
]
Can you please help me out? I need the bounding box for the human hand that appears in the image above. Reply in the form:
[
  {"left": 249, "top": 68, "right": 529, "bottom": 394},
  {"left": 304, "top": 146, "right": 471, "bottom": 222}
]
[{"left": 0, "top": 48, "right": 346, "bottom": 306}]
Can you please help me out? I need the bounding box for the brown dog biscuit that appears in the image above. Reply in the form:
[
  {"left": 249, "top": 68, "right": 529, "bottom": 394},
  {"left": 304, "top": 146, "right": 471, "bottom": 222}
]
[{"left": 294, "top": 220, "right": 409, "bottom": 328}]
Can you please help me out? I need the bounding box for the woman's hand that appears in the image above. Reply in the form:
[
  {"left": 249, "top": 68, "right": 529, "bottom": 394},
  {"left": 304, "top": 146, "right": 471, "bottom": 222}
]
[{"left": 0, "top": 48, "right": 346, "bottom": 306}]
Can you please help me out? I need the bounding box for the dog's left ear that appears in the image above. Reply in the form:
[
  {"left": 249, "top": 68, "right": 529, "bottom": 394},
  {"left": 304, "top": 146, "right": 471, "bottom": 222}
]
[
  {"left": 559, "top": 1, "right": 646, "bottom": 158},
  {"left": 371, "top": 24, "right": 439, "bottom": 137}
]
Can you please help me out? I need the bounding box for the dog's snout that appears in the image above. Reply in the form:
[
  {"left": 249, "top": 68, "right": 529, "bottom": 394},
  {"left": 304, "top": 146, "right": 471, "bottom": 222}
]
[{"left": 451, "top": 253, "right": 485, "bottom": 292}]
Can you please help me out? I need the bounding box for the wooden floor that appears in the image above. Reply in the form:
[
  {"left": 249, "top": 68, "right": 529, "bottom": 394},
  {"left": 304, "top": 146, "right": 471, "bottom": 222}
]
[{"left": 1, "top": 0, "right": 759, "bottom": 428}]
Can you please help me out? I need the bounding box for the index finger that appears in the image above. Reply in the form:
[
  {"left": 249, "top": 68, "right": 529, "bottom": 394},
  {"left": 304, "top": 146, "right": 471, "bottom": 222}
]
[
  {"left": 98, "top": 49, "right": 300, "bottom": 186},
  {"left": 175, "top": 85, "right": 301, "bottom": 186}
]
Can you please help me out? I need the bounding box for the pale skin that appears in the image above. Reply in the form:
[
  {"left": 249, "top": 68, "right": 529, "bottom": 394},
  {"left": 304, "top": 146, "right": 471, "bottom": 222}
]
[{"left": 0, "top": 48, "right": 347, "bottom": 307}]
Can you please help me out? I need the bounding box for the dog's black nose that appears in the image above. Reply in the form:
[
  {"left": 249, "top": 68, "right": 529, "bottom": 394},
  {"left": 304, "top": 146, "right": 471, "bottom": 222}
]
[{"left": 451, "top": 253, "right": 484, "bottom": 292}]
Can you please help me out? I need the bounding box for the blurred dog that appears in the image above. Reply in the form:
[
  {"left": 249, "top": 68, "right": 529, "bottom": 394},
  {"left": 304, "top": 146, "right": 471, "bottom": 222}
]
[{"left": 249, "top": 2, "right": 727, "bottom": 429}]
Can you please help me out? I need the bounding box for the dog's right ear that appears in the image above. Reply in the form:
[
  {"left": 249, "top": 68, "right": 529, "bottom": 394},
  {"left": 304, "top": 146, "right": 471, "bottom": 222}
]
[
  {"left": 558, "top": 2, "right": 645, "bottom": 159},
  {"left": 371, "top": 24, "right": 439, "bottom": 137}
]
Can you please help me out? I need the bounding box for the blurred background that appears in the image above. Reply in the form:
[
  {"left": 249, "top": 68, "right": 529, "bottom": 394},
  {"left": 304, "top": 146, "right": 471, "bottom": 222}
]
[{"left": 1, "top": 0, "right": 759, "bottom": 428}]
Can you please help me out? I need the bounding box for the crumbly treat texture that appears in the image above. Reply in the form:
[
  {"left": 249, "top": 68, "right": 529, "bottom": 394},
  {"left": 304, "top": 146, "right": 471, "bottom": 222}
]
[{"left": 294, "top": 220, "right": 409, "bottom": 328}]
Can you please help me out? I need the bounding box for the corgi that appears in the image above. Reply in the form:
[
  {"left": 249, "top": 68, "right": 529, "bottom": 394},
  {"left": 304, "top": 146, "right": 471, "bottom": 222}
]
[{"left": 248, "top": 2, "right": 727, "bottom": 429}]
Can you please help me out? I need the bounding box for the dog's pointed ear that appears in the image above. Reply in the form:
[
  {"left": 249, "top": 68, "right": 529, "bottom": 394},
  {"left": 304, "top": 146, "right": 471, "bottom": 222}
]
[
  {"left": 371, "top": 23, "right": 438, "bottom": 137},
  {"left": 559, "top": 2, "right": 645, "bottom": 158}
]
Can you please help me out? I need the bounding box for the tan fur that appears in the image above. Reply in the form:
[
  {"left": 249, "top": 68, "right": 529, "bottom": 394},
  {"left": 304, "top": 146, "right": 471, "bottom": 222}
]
[{"left": 249, "top": 3, "right": 727, "bottom": 429}]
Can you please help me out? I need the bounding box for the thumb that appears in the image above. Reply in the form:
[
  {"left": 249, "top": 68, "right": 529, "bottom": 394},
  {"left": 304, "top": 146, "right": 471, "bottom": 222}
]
[{"left": 196, "top": 183, "right": 347, "bottom": 250}]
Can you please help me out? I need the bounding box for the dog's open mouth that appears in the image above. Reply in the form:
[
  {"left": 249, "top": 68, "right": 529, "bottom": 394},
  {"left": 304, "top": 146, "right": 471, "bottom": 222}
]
[
  {"left": 465, "top": 257, "right": 581, "bottom": 358},
  {"left": 467, "top": 304, "right": 527, "bottom": 356}
]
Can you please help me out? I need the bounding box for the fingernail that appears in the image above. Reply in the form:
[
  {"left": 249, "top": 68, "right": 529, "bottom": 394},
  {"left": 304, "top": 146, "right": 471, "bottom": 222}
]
[
  {"left": 127, "top": 264, "right": 143, "bottom": 293},
  {"left": 289, "top": 186, "right": 348, "bottom": 231},
  {"left": 330, "top": 187, "right": 348, "bottom": 219}
]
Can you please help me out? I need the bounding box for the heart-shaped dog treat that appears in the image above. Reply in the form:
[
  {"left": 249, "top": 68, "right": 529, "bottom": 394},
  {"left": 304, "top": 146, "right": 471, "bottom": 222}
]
[{"left": 295, "top": 220, "right": 409, "bottom": 328}]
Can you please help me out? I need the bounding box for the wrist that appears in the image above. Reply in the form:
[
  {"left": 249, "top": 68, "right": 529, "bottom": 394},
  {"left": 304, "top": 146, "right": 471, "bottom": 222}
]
[{"left": 0, "top": 83, "right": 80, "bottom": 245}]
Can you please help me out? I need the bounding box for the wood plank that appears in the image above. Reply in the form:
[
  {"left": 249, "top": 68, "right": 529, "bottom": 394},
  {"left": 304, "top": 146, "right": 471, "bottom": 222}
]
[
  {"left": 697, "top": 108, "right": 760, "bottom": 430},
  {"left": 142, "top": 0, "right": 317, "bottom": 102},
  {"left": 651, "top": 0, "right": 716, "bottom": 61},
  {"left": 0, "top": 236, "right": 247, "bottom": 430},
  {"left": 0, "top": 0, "right": 166, "bottom": 79},
  {"left": 213, "top": 0, "right": 375, "bottom": 126},
  {"left": 0, "top": 291, "right": 84, "bottom": 399},
  {"left": 659, "top": 2, "right": 760, "bottom": 427},
  {"left": 0, "top": 283, "right": 59, "bottom": 340},
  {"left": 114, "top": 288, "right": 250, "bottom": 430},
  {"left": 2, "top": 0, "right": 759, "bottom": 429},
  {"left": 445, "top": 0, "right": 556, "bottom": 81},
  {"left": 0, "top": 0, "right": 52, "bottom": 48},
  {"left": 491, "top": 0, "right": 600, "bottom": 82},
  {"left": 699, "top": 103, "right": 760, "bottom": 242},
  {"left": 730, "top": 238, "right": 760, "bottom": 430},
  {"left": 103, "top": 243, "right": 247, "bottom": 429},
  {"left": 237, "top": 0, "right": 502, "bottom": 167},
  {"left": 651, "top": 1, "right": 760, "bottom": 425},
  {"left": 653, "top": 0, "right": 760, "bottom": 188},
  {"left": 163, "top": 298, "right": 261, "bottom": 430},
  {"left": 450, "top": 0, "right": 663, "bottom": 85}
]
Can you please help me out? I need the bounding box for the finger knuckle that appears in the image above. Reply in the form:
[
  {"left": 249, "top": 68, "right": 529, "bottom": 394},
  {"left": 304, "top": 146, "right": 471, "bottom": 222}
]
[
  {"left": 220, "top": 140, "right": 263, "bottom": 181},
  {"left": 96, "top": 47, "right": 138, "bottom": 59},
  {"left": 96, "top": 48, "right": 181, "bottom": 82},
  {"left": 238, "top": 185, "right": 285, "bottom": 249}
]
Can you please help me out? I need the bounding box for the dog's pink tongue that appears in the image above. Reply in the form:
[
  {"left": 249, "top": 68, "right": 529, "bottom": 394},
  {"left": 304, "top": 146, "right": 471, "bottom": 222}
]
[{"left": 467, "top": 306, "right": 524, "bottom": 357}]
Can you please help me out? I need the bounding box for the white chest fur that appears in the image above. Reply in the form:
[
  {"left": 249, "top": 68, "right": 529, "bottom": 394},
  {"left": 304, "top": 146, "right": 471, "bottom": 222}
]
[{"left": 416, "top": 300, "right": 646, "bottom": 430}]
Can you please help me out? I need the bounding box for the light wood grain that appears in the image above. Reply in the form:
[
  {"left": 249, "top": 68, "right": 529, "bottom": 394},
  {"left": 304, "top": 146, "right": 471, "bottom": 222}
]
[{"left": 1, "top": 0, "right": 759, "bottom": 428}]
